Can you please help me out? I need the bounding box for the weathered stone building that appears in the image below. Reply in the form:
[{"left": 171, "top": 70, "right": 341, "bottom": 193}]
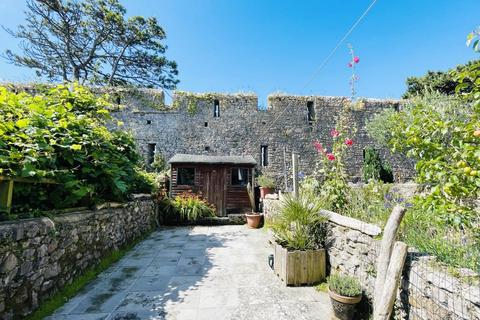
[{"left": 112, "top": 90, "right": 415, "bottom": 186}]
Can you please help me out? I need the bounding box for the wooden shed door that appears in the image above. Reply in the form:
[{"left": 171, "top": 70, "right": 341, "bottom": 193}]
[{"left": 203, "top": 168, "right": 226, "bottom": 216}]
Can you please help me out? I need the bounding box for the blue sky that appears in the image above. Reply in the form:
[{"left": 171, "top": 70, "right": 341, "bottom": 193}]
[{"left": 0, "top": 0, "right": 478, "bottom": 105}]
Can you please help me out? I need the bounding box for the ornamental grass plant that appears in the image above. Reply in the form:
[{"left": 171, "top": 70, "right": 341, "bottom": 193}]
[{"left": 269, "top": 191, "right": 328, "bottom": 251}]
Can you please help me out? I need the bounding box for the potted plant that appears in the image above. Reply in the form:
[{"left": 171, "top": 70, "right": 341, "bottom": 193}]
[
  {"left": 269, "top": 191, "right": 328, "bottom": 285},
  {"left": 257, "top": 174, "right": 275, "bottom": 199},
  {"left": 245, "top": 182, "right": 262, "bottom": 228},
  {"left": 327, "top": 274, "right": 362, "bottom": 320}
]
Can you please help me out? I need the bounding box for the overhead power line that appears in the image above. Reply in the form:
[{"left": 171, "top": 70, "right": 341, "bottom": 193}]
[{"left": 244, "top": 0, "right": 379, "bottom": 154}]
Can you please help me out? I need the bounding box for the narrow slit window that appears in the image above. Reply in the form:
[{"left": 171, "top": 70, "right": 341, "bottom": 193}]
[
  {"left": 147, "top": 143, "right": 156, "bottom": 165},
  {"left": 261, "top": 145, "right": 268, "bottom": 167},
  {"left": 213, "top": 99, "right": 220, "bottom": 117},
  {"left": 204, "top": 122, "right": 208, "bottom": 127},
  {"left": 177, "top": 168, "right": 195, "bottom": 185},
  {"left": 307, "top": 101, "right": 315, "bottom": 123},
  {"left": 146, "top": 120, "right": 152, "bottom": 125},
  {"left": 205, "top": 146, "right": 210, "bottom": 151},
  {"left": 231, "top": 168, "right": 248, "bottom": 186}
]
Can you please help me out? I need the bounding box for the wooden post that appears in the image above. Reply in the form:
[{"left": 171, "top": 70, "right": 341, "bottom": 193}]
[
  {"left": 292, "top": 153, "right": 299, "bottom": 198},
  {"left": 374, "top": 241, "right": 408, "bottom": 320},
  {"left": 0, "top": 179, "right": 14, "bottom": 213},
  {"left": 373, "top": 205, "right": 407, "bottom": 318}
]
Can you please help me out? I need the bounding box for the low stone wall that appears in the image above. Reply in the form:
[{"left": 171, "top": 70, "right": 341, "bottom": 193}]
[
  {"left": 263, "top": 198, "right": 480, "bottom": 320},
  {"left": 0, "top": 196, "right": 156, "bottom": 319}
]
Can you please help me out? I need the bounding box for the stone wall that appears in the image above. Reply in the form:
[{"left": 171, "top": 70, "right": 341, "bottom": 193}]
[
  {"left": 263, "top": 198, "right": 480, "bottom": 320},
  {"left": 0, "top": 196, "right": 156, "bottom": 319},
  {"left": 112, "top": 91, "right": 416, "bottom": 185}
]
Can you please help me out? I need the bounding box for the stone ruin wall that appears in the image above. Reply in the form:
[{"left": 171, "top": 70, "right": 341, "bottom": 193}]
[{"left": 112, "top": 90, "right": 416, "bottom": 186}]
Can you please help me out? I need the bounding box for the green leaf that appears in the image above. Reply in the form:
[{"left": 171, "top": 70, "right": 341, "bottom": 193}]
[
  {"left": 16, "top": 119, "right": 30, "bottom": 128},
  {"left": 70, "top": 144, "right": 82, "bottom": 151}
]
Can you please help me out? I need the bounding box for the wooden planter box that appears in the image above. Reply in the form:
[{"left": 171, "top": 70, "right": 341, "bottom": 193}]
[{"left": 273, "top": 243, "right": 326, "bottom": 286}]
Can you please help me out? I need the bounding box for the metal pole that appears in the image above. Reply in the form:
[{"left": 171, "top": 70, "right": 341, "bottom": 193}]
[{"left": 292, "top": 153, "right": 299, "bottom": 198}]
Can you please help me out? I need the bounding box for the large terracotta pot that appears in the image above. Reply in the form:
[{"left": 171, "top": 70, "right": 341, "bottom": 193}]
[
  {"left": 245, "top": 213, "right": 263, "bottom": 228},
  {"left": 259, "top": 187, "right": 273, "bottom": 199},
  {"left": 328, "top": 288, "right": 362, "bottom": 320}
]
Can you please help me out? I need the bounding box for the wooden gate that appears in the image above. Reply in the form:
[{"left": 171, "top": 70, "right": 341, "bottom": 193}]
[{"left": 202, "top": 167, "right": 226, "bottom": 216}]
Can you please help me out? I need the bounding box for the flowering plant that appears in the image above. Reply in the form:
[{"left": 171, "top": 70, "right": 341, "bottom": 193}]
[
  {"left": 347, "top": 44, "right": 360, "bottom": 100},
  {"left": 312, "top": 111, "right": 356, "bottom": 211}
]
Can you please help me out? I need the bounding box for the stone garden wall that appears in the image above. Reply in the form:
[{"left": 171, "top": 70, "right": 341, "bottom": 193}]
[
  {"left": 263, "top": 197, "right": 480, "bottom": 320},
  {"left": 0, "top": 196, "right": 156, "bottom": 319},
  {"left": 112, "top": 91, "right": 416, "bottom": 185}
]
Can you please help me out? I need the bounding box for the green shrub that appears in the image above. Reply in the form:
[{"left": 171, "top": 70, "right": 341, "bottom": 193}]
[
  {"left": 269, "top": 192, "right": 328, "bottom": 250},
  {"left": 363, "top": 147, "right": 393, "bottom": 183},
  {"left": 173, "top": 193, "right": 216, "bottom": 220},
  {"left": 162, "top": 192, "right": 216, "bottom": 221},
  {"left": 151, "top": 153, "right": 168, "bottom": 173},
  {"left": 327, "top": 274, "right": 362, "bottom": 297},
  {"left": 257, "top": 174, "right": 275, "bottom": 188},
  {"left": 0, "top": 84, "right": 153, "bottom": 218}
]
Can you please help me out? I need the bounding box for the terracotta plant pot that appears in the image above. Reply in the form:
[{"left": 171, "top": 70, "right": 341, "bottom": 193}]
[
  {"left": 328, "top": 288, "right": 362, "bottom": 320},
  {"left": 259, "top": 187, "right": 273, "bottom": 199},
  {"left": 245, "top": 213, "right": 263, "bottom": 228}
]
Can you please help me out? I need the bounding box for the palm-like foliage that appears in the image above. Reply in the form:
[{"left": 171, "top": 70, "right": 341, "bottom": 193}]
[{"left": 270, "top": 192, "right": 328, "bottom": 250}]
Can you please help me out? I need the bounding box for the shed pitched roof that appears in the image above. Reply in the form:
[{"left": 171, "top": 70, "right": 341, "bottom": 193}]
[{"left": 168, "top": 154, "right": 257, "bottom": 165}]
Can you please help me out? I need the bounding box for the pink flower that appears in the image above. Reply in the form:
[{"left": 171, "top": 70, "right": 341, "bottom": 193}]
[
  {"left": 313, "top": 141, "right": 324, "bottom": 153},
  {"left": 330, "top": 128, "right": 340, "bottom": 137},
  {"left": 344, "top": 138, "right": 353, "bottom": 146},
  {"left": 353, "top": 56, "right": 360, "bottom": 63},
  {"left": 348, "top": 62, "right": 353, "bottom": 67},
  {"left": 326, "top": 153, "right": 336, "bottom": 161}
]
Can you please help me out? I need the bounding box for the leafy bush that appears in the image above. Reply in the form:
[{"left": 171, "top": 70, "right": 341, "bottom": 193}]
[
  {"left": 327, "top": 274, "right": 362, "bottom": 297},
  {"left": 269, "top": 192, "right": 328, "bottom": 250},
  {"left": 151, "top": 153, "right": 168, "bottom": 173},
  {"left": 0, "top": 84, "right": 153, "bottom": 218},
  {"left": 363, "top": 147, "right": 393, "bottom": 183},
  {"left": 257, "top": 174, "right": 275, "bottom": 188},
  {"left": 367, "top": 93, "right": 479, "bottom": 228}
]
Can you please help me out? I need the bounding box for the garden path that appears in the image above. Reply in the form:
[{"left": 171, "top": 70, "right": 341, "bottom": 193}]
[{"left": 47, "top": 225, "right": 332, "bottom": 320}]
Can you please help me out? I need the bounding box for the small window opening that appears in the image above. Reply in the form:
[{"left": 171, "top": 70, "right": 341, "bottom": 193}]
[
  {"left": 231, "top": 168, "right": 248, "bottom": 186},
  {"left": 261, "top": 121, "right": 266, "bottom": 125},
  {"left": 307, "top": 101, "right": 315, "bottom": 124},
  {"left": 115, "top": 95, "right": 121, "bottom": 105},
  {"left": 204, "top": 122, "right": 208, "bottom": 127},
  {"left": 146, "top": 120, "right": 152, "bottom": 125},
  {"left": 261, "top": 145, "right": 268, "bottom": 167},
  {"left": 205, "top": 146, "right": 210, "bottom": 151},
  {"left": 213, "top": 99, "right": 220, "bottom": 117},
  {"left": 177, "top": 168, "right": 195, "bottom": 185},
  {"left": 147, "top": 143, "right": 156, "bottom": 165},
  {"left": 394, "top": 104, "right": 400, "bottom": 112}
]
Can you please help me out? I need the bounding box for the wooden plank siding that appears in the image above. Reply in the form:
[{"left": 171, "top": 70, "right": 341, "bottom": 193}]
[{"left": 170, "top": 163, "right": 253, "bottom": 216}]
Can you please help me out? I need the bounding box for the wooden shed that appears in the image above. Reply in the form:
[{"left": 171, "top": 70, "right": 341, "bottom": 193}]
[{"left": 168, "top": 154, "right": 256, "bottom": 216}]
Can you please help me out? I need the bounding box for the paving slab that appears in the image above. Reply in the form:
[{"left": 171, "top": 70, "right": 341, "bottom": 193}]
[{"left": 48, "top": 225, "right": 333, "bottom": 320}]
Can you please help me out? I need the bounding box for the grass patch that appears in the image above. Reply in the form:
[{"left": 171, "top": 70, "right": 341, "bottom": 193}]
[{"left": 25, "top": 230, "right": 153, "bottom": 320}]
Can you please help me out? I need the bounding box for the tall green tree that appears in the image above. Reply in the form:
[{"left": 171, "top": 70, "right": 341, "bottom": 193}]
[
  {"left": 4, "top": 0, "right": 179, "bottom": 89},
  {"left": 402, "top": 60, "right": 478, "bottom": 99}
]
